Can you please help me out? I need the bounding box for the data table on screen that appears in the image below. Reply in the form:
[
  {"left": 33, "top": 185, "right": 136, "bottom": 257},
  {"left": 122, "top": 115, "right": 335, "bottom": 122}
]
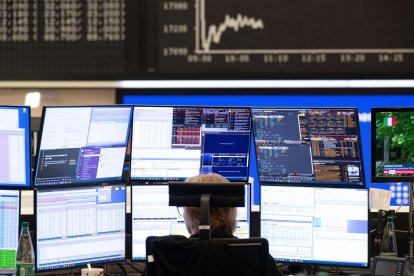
[
  {"left": 131, "top": 184, "right": 251, "bottom": 261},
  {"left": 0, "top": 190, "right": 20, "bottom": 269},
  {"left": 261, "top": 185, "right": 368, "bottom": 267},
  {"left": 131, "top": 106, "right": 251, "bottom": 183},
  {"left": 36, "top": 185, "right": 126, "bottom": 271},
  {"left": 0, "top": 106, "right": 31, "bottom": 188},
  {"left": 0, "top": 0, "right": 140, "bottom": 79},
  {"left": 252, "top": 108, "right": 364, "bottom": 186}
]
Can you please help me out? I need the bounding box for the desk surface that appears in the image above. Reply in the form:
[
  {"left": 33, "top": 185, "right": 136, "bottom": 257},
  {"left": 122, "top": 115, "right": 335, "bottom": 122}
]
[
  {"left": 36, "top": 262, "right": 145, "bottom": 276},
  {"left": 35, "top": 262, "right": 372, "bottom": 276}
]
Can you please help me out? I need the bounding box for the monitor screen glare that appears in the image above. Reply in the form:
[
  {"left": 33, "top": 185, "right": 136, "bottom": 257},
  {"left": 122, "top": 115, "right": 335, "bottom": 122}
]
[
  {"left": 261, "top": 185, "right": 368, "bottom": 267},
  {"left": 131, "top": 185, "right": 251, "bottom": 260},
  {"left": 35, "top": 185, "right": 126, "bottom": 271},
  {"left": 131, "top": 106, "right": 251, "bottom": 182},
  {"left": 35, "top": 106, "right": 133, "bottom": 187},
  {"left": 0, "top": 190, "right": 20, "bottom": 269},
  {"left": 252, "top": 108, "right": 364, "bottom": 186},
  {"left": 0, "top": 106, "right": 31, "bottom": 188}
]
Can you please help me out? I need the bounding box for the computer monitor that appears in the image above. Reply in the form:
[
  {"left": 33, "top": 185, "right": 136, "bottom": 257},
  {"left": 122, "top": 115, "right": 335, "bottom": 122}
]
[
  {"left": 35, "top": 184, "right": 126, "bottom": 271},
  {"left": 131, "top": 106, "right": 251, "bottom": 183},
  {"left": 261, "top": 185, "right": 369, "bottom": 267},
  {"left": 0, "top": 189, "right": 20, "bottom": 269},
  {"left": 372, "top": 108, "right": 414, "bottom": 183},
  {"left": 252, "top": 108, "right": 364, "bottom": 186},
  {"left": 131, "top": 184, "right": 251, "bottom": 261},
  {"left": 0, "top": 106, "right": 31, "bottom": 188},
  {"left": 34, "top": 106, "right": 133, "bottom": 187}
]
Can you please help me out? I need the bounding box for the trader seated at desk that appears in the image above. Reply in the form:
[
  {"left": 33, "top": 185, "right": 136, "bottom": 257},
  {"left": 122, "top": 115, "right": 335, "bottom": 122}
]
[{"left": 182, "top": 173, "right": 283, "bottom": 276}]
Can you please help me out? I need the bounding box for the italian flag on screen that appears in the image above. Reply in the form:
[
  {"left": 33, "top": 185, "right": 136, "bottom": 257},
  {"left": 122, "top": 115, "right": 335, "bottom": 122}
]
[{"left": 384, "top": 117, "right": 397, "bottom": 126}]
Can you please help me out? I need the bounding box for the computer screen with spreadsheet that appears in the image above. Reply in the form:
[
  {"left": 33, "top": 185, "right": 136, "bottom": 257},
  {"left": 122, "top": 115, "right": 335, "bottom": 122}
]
[
  {"left": 131, "top": 106, "right": 251, "bottom": 183},
  {"left": 261, "top": 185, "right": 368, "bottom": 267},
  {"left": 35, "top": 185, "right": 126, "bottom": 271},
  {"left": 131, "top": 184, "right": 251, "bottom": 261},
  {"left": 252, "top": 108, "right": 364, "bottom": 186},
  {"left": 34, "top": 106, "right": 133, "bottom": 188},
  {"left": 0, "top": 106, "right": 31, "bottom": 188},
  {"left": 0, "top": 189, "right": 20, "bottom": 269}
]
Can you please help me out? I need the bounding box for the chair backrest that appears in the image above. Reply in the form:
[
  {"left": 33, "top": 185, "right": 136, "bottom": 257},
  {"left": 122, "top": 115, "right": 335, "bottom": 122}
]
[{"left": 145, "top": 235, "right": 270, "bottom": 276}]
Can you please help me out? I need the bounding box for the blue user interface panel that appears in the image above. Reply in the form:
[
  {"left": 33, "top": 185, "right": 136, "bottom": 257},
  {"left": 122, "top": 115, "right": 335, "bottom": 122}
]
[
  {"left": 35, "top": 106, "right": 133, "bottom": 187},
  {"left": 0, "top": 189, "right": 20, "bottom": 269},
  {"left": 131, "top": 106, "right": 251, "bottom": 182},
  {"left": 261, "top": 185, "right": 368, "bottom": 267},
  {"left": 0, "top": 106, "right": 31, "bottom": 188},
  {"left": 36, "top": 185, "right": 126, "bottom": 271},
  {"left": 252, "top": 108, "right": 363, "bottom": 186}
]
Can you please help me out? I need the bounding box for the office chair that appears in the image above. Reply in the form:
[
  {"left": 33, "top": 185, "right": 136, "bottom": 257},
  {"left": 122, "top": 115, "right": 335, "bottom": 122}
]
[
  {"left": 145, "top": 183, "right": 273, "bottom": 275},
  {"left": 145, "top": 235, "right": 271, "bottom": 276}
]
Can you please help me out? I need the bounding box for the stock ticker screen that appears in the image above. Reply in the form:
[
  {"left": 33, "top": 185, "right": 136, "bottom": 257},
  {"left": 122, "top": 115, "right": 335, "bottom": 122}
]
[
  {"left": 0, "top": 0, "right": 413, "bottom": 79},
  {"left": 131, "top": 106, "right": 251, "bottom": 182},
  {"left": 252, "top": 108, "right": 364, "bottom": 186},
  {"left": 151, "top": 0, "right": 414, "bottom": 77}
]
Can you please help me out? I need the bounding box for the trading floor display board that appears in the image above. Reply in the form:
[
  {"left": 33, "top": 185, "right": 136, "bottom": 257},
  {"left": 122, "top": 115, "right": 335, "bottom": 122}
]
[
  {"left": 150, "top": 0, "right": 414, "bottom": 78},
  {"left": 0, "top": 0, "right": 140, "bottom": 79},
  {"left": 0, "top": 0, "right": 413, "bottom": 79}
]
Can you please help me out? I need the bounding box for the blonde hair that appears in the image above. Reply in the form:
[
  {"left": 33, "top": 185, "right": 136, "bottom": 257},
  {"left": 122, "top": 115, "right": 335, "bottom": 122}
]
[{"left": 184, "top": 173, "right": 237, "bottom": 236}]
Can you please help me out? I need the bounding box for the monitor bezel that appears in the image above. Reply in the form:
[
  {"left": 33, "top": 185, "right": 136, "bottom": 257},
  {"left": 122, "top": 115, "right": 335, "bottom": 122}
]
[
  {"left": 0, "top": 105, "right": 32, "bottom": 189},
  {"left": 251, "top": 106, "right": 366, "bottom": 188},
  {"left": 130, "top": 105, "right": 253, "bottom": 184},
  {"left": 260, "top": 183, "right": 370, "bottom": 268},
  {"left": 34, "top": 183, "right": 127, "bottom": 272},
  {"left": 33, "top": 105, "right": 133, "bottom": 189},
  {"left": 371, "top": 107, "right": 414, "bottom": 183}
]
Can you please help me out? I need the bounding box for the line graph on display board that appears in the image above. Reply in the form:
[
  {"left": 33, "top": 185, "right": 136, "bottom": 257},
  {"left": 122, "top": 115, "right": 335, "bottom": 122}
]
[
  {"left": 193, "top": 0, "right": 414, "bottom": 54},
  {"left": 196, "top": 0, "right": 265, "bottom": 52},
  {"left": 155, "top": 0, "right": 414, "bottom": 76}
]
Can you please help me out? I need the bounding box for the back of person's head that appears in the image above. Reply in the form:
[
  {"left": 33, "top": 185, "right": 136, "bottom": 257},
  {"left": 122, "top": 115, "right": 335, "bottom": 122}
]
[{"left": 183, "top": 173, "right": 237, "bottom": 237}]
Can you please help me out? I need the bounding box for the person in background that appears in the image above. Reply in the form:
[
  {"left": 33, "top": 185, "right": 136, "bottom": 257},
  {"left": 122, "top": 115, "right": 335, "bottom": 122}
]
[
  {"left": 183, "top": 173, "right": 283, "bottom": 276},
  {"left": 183, "top": 173, "right": 236, "bottom": 238}
]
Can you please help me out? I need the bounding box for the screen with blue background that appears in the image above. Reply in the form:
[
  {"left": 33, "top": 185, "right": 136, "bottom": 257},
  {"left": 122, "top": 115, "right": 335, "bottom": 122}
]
[
  {"left": 0, "top": 106, "right": 31, "bottom": 188},
  {"left": 120, "top": 92, "right": 413, "bottom": 207}
]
